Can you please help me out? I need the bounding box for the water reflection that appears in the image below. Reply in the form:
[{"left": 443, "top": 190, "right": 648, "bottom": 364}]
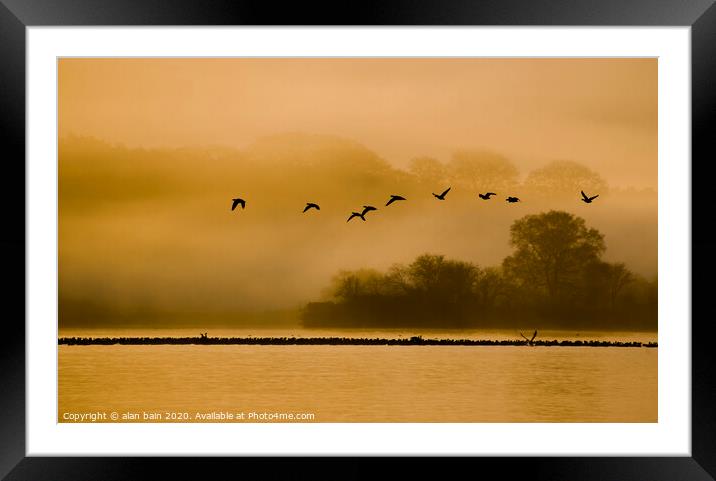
[{"left": 58, "top": 330, "right": 657, "bottom": 423}]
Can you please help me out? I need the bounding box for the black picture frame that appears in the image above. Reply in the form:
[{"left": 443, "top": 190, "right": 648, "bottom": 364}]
[{"left": 1, "top": 1, "right": 713, "bottom": 479}]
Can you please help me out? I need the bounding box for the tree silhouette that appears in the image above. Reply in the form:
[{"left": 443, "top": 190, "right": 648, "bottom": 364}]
[
  {"left": 406, "top": 254, "right": 478, "bottom": 304},
  {"left": 303, "top": 244, "right": 655, "bottom": 330},
  {"left": 502, "top": 211, "right": 605, "bottom": 303},
  {"left": 331, "top": 268, "right": 386, "bottom": 300},
  {"left": 409, "top": 156, "right": 446, "bottom": 185},
  {"left": 581, "top": 261, "right": 634, "bottom": 310},
  {"left": 606, "top": 262, "right": 634, "bottom": 309},
  {"left": 525, "top": 160, "right": 608, "bottom": 199},
  {"left": 473, "top": 266, "right": 508, "bottom": 311},
  {"left": 447, "top": 150, "right": 519, "bottom": 192}
]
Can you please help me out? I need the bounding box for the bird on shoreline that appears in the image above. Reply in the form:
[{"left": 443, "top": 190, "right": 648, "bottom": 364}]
[
  {"left": 386, "top": 195, "right": 406, "bottom": 206},
  {"left": 231, "top": 198, "right": 246, "bottom": 211},
  {"left": 303, "top": 202, "right": 320, "bottom": 213},
  {"left": 433, "top": 187, "right": 451, "bottom": 200},
  {"left": 361, "top": 205, "right": 377, "bottom": 216},
  {"left": 479, "top": 192, "right": 497, "bottom": 200},
  {"left": 520, "top": 330, "right": 538, "bottom": 346},
  {"left": 506, "top": 196, "right": 520, "bottom": 203},
  {"left": 347, "top": 212, "right": 367, "bottom": 222},
  {"left": 581, "top": 190, "right": 599, "bottom": 203}
]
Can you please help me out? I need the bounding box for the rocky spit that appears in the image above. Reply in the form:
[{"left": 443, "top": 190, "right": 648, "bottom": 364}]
[{"left": 58, "top": 336, "right": 657, "bottom": 348}]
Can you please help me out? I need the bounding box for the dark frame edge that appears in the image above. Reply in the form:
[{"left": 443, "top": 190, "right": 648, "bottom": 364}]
[
  {"left": 0, "top": 1, "right": 26, "bottom": 480},
  {"left": 0, "top": 0, "right": 715, "bottom": 26},
  {"left": 692, "top": 1, "right": 716, "bottom": 479},
  {"left": 1, "top": 0, "right": 714, "bottom": 479}
]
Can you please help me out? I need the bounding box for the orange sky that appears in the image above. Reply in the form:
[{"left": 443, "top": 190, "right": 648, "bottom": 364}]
[
  {"left": 58, "top": 58, "right": 657, "bottom": 321},
  {"left": 59, "top": 58, "right": 657, "bottom": 188}
]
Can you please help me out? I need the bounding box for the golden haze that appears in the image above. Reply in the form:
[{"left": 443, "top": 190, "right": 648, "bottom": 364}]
[{"left": 58, "top": 58, "right": 657, "bottom": 326}]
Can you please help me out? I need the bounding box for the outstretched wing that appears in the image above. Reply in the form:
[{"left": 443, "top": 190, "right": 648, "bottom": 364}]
[
  {"left": 486, "top": 192, "right": 497, "bottom": 197},
  {"left": 347, "top": 213, "right": 356, "bottom": 222},
  {"left": 519, "top": 332, "right": 530, "bottom": 342},
  {"left": 386, "top": 195, "right": 405, "bottom": 206},
  {"left": 581, "top": 190, "right": 589, "bottom": 201},
  {"left": 232, "top": 199, "right": 239, "bottom": 211},
  {"left": 302, "top": 204, "right": 311, "bottom": 213},
  {"left": 440, "top": 187, "right": 451, "bottom": 197},
  {"left": 588, "top": 194, "right": 599, "bottom": 201},
  {"left": 530, "top": 330, "right": 538, "bottom": 342},
  {"left": 361, "top": 206, "right": 377, "bottom": 216}
]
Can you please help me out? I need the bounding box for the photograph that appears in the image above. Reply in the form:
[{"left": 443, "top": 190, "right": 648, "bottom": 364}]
[
  {"left": 0, "top": 0, "right": 709, "bottom": 474},
  {"left": 56, "top": 57, "right": 659, "bottom": 424}
]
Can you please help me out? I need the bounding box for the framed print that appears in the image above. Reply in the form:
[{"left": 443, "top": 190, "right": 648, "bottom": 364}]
[{"left": 2, "top": 0, "right": 715, "bottom": 479}]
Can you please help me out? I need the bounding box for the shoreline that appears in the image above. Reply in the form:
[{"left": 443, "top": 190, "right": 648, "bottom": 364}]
[{"left": 58, "top": 336, "right": 658, "bottom": 348}]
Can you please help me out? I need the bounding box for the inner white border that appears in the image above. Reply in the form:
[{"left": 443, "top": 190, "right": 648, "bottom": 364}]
[{"left": 27, "top": 27, "right": 691, "bottom": 456}]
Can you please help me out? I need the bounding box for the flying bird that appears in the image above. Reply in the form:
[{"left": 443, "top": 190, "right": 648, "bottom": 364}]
[
  {"left": 479, "top": 192, "right": 497, "bottom": 200},
  {"left": 520, "top": 330, "right": 538, "bottom": 346},
  {"left": 433, "top": 187, "right": 451, "bottom": 200},
  {"left": 361, "top": 205, "right": 377, "bottom": 216},
  {"left": 303, "top": 202, "right": 320, "bottom": 213},
  {"left": 581, "top": 190, "right": 599, "bottom": 203},
  {"left": 231, "top": 198, "right": 246, "bottom": 211},
  {"left": 506, "top": 196, "right": 520, "bottom": 203},
  {"left": 386, "top": 195, "right": 406, "bottom": 206},
  {"left": 347, "top": 212, "right": 366, "bottom": 222}
]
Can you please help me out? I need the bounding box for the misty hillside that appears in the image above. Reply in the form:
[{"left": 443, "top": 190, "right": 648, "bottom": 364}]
[{"left": 59, "top": 133, "right": 657, "bottom": 327}]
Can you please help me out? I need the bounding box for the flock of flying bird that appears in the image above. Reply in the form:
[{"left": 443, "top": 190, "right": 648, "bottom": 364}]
[{"left": 230, "top": 189, "right": 600, "bottom": 222}]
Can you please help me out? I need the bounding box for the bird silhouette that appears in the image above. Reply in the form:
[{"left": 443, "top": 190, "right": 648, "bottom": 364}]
[
  {"left": 581, "top": 190, "right": 599, "bottom": 203},
  {"left": 303, "top": 202, "right": 320, "bottom": 213},
  {"left": 361, "top": 205, "right": 377, "bottom": 216},
  {"left": 479, "top": 192, "right": 497, "bottom": 200},
  {"left": 506, "top": 196, "right": 520, "bottom": 203},
  {"left": 347, "top": 212, "right": 366, "bottom": 222},
  {"left": 433, "top": 187, "right": 451, "bottom": 200},
  {"left": 386, "top": 195, "right": 406, "bottom": 206},
  {"left": 520, "top": 330, "right": 538, "bottom": 346},
  {"left": 231, "top": 198, "right": 246, "bottom": 210}
]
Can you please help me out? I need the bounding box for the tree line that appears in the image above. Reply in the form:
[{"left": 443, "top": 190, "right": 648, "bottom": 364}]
[{"left": 301, "top": 210, "right": 656, "bottom": 330}]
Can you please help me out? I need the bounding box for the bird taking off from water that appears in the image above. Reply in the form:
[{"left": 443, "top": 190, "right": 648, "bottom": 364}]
[
  {"left": 347, "top": 212, "right": 367, "bottom": 222},
  {"left": 433, "top": 187, "right": 451, "bottom": 200},
  {"left": 581, "top": 190, "right": 599, "bottom": 203},
  {"left": 506, "top": 196, "right": 520, "bottom": 203},
  {"left": 479, "top": 192, "right": 497, "bottom": 200},
  {"left": 520, "top": 330, "right": 538, "bottom": 346},
  {"left": 303, "top": 203, "right": 320, "bottom": 213},
  {"left": 231, "top": 198, "right": 246, "bottom": 210},
  {"left": 386, "top": 195, "right": 406, "bottom": 206},
  {"left": 361, "top": 205, "right": 377, "bottom": 216}
]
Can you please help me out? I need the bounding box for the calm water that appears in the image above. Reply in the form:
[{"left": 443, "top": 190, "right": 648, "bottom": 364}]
[{"left": 58, "top": 328, "right": 657, "bottom": 422}]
